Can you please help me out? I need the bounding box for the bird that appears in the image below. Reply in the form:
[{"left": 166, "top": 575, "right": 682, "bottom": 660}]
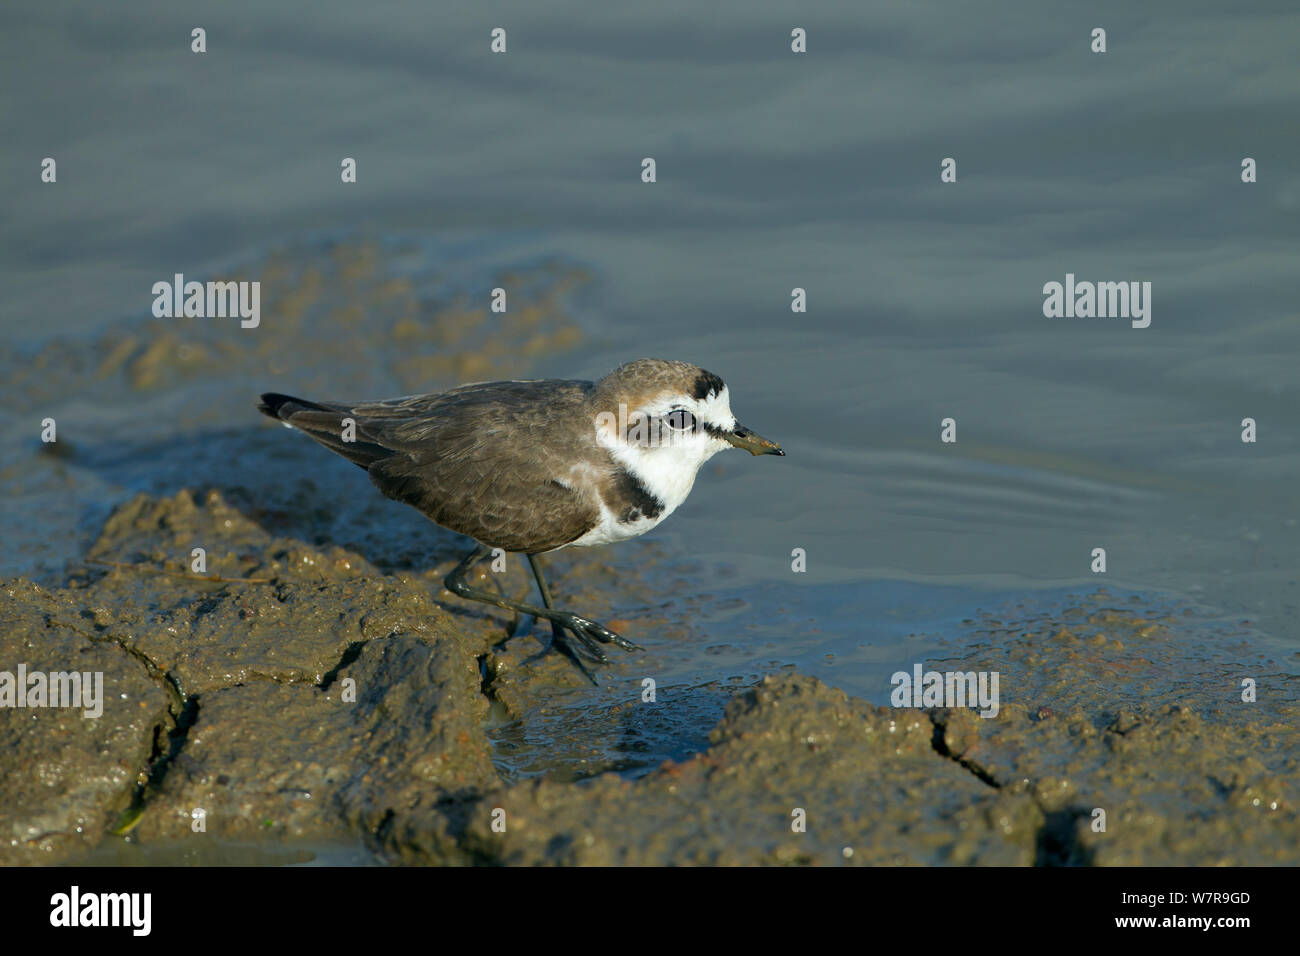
[{"left": 258, "top": 358, "right": 784, "bottom": 682}]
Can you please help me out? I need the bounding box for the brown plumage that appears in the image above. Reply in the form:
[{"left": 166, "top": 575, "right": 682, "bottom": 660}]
[{"left": 260, "top": 380, "right": 601, "bottom": 553}]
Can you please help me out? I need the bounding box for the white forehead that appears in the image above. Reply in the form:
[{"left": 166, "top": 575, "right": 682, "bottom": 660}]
[{"left": 696, "top": 384, "right": 737, "bottom": 429}]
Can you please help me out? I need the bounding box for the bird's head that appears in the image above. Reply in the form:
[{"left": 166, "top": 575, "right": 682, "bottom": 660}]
[{"left": 591, "top": 359, "right": 784, "bottom": 467}]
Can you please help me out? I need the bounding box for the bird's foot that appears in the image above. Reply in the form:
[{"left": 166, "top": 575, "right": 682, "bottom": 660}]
[
  {"left": 522, "top": 613, "right": 641, "bottom": 685},
  {"left": 559, "top": 613, "right": 641, "bottom": 653}
]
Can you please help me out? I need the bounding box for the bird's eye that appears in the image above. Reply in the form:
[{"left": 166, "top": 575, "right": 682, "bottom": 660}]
[{"left": 664, "top": 409, "right": 696, "bottom": 431}]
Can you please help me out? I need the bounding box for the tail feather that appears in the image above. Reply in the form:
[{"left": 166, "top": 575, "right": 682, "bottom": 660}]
[
  {"left": 259, "top": 392, "right": 328, "bottom": 419},
  {"left": 257, "top": 392, "right": 393, "bottom": 470}
]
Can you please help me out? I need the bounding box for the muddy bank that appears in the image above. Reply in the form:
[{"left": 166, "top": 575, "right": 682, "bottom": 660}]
[
  {"left": 2, "top": 490, "right": 1296, "bottom": 865},
  {"left": 0, "top": 236, "right": 592, "bottom": 585}
]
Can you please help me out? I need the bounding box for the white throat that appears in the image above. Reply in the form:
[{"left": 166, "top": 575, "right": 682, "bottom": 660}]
[{"left": 607, "top": 435, "right": 721, "bottom": 516}]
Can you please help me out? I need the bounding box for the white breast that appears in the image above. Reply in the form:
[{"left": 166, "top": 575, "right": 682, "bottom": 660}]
[
  {"left": 560, "top": 427, "right": 722, "bottom": 550},
  {"left": 565, "top": 499, "right": 669, "bottom": 549}
]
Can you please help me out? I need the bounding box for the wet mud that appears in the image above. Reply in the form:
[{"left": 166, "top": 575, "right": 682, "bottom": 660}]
[{"left": 2, "top": 490, "right": 1296, "bottom": 865}]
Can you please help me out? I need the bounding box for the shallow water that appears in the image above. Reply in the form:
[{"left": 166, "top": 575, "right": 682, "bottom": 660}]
[{"left": 3, "top": 0, "right": 1298, "bottom": 792}]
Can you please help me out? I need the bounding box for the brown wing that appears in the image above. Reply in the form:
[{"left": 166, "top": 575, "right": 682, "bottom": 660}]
[{"left": 260, "top": 381, "right": 602, "bottom": 553}]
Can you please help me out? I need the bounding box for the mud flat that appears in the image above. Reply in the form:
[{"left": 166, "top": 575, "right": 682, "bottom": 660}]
[{"left": 2, "top": 489, "right": 1296, "bottom": 865}]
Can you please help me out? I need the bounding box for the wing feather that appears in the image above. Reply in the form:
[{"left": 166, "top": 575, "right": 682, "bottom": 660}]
[{"left": 259, "top": 381, "right": 603, "bottom": 552}]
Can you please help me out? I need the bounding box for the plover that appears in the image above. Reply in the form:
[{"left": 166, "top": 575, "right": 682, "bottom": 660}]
[{"left": 259, "top": 358, "right": 783, "bottom": 681}]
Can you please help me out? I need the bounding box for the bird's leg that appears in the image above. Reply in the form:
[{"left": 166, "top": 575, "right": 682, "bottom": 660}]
[
  {"left": 484, "top": 558, "right": 521, "bottom": 638},
  {"left": 522, "top": 552, "right": 598, "bottom": 682},
  {"left": 526, "top": 552, "right": 569, "bottom": 647},
  {"left": 525, "top": 552, "right": 639, "bottom": 653},
  {"left": 522, "top": 553, "right": 642, "bottom": 679},
  {"left": 443, "top": 545, "right": 638, "bottom": 683}
]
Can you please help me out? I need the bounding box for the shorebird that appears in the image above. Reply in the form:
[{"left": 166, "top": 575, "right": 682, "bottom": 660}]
[{"left": 258, "top": 358, "right": 783, "bottom": 681}]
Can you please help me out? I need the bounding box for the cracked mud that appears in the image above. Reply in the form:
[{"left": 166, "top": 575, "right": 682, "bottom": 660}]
[{"left": 3, "top": 489, "right": 1296, "bottom": 865}]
